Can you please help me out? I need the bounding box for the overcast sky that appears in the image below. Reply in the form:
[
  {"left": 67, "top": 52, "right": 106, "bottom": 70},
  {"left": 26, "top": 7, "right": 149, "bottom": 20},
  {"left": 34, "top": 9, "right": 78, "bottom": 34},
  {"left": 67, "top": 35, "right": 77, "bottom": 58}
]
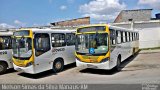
[{"left": 0, "top": 0, "right": 160, "bottom": 28}]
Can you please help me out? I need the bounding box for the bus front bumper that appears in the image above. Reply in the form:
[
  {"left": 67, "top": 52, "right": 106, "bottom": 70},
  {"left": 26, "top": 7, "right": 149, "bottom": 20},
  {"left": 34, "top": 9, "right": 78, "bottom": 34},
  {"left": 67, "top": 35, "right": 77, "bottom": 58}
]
[
  {"left": 76, "top": 59, "right": 110, "bottom": 70},
  {"left": 13, "top": 63, "right": 35, "bottom": 74}
]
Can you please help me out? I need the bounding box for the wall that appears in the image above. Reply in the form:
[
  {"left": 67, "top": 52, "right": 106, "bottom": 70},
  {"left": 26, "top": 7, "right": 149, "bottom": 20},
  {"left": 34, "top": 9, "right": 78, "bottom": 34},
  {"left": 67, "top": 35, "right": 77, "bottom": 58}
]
[
  {"left": 114, "top": 9, "right": 152, "bottom": 23},
  {"left": 50, "top": 17, "right": 90, "bottom": 26},
  {"left": 121, "top": 10, "right": 151, "bottom": 22},
  {"left": 139, "top": 27, "right": 160, "bottom": 49}
]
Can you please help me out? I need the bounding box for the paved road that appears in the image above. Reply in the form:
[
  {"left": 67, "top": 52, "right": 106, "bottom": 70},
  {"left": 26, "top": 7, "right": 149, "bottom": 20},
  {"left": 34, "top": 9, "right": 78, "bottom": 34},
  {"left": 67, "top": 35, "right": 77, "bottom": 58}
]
[{"left": 0, "top": 50, "right": 160, "bottom": 85}]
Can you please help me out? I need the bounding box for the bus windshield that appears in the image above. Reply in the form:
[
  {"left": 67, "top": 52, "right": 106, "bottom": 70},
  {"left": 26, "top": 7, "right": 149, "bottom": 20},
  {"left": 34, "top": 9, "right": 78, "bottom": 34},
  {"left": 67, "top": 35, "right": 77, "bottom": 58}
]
[
  {"left": 12, "top": 37, "right": 32, "bottom": 59},
  {"left": 76, "top": 33, "right": 108, "bottom": 55}
]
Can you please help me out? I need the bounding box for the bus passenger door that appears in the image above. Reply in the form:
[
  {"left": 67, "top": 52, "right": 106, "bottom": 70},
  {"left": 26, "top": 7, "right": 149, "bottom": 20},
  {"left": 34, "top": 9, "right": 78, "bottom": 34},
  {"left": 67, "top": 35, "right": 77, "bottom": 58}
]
[
  {"left": 34, "top": 33, "right": 52, "bottom": 73},
  {"left": 65, "top": 33, "right": 75, "bottom": 64}
]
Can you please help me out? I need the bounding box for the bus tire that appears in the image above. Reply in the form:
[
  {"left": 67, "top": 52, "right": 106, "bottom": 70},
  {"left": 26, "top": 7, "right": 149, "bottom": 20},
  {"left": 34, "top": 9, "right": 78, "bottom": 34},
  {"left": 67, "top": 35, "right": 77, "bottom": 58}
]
[
  {"left": 53, "top": 59, "right": 64, "bottom": 73},
  {"left": 0, "top": 62, "right": 7, "bottom": 74},
  {"left": 115, "top": 56, "right": 121, "bottom": 72}
]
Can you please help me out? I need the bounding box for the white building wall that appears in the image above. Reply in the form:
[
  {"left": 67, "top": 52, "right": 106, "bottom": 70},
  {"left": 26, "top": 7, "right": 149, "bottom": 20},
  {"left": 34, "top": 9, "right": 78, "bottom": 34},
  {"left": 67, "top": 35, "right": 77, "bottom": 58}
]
[{"left": 139, "top": 27, "right": 160, "bottom": 48}]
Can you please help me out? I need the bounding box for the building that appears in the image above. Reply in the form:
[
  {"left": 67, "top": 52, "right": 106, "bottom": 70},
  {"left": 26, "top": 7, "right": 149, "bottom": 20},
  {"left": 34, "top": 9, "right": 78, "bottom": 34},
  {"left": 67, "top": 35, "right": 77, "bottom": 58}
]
[
  {"left": 50, "top": 17, "right": 90, "bottom": 26},
  {"left": 114, "top": 9, "right": 152, "bottom": 23},
  {"left": 152, "top": 13, "right": 160, "bottom": 20}
]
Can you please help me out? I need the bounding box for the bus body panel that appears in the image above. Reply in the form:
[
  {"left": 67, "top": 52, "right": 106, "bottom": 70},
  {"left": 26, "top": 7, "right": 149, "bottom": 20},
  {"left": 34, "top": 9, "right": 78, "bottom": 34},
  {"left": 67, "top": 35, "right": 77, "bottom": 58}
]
[
  {"left": 64, "top": 46, "right": 75, "bottom": 64},
  {"left": 76, "top": 58, "right": 110, "bottom": 69},
  {"left": 33, "top": 46, "right": 75, "bottom": 74},
  {"left": 0, "top": 49, "right": 13, "bottom": 68},
  {"left": 13, "top": 63, "right": 35, "bottom": 74},
  {"left": 109, "top": 41, "right": 139, "bottom": 69},
  {"left": 34, "top": 50, "right": 53, "bottom": 74}
]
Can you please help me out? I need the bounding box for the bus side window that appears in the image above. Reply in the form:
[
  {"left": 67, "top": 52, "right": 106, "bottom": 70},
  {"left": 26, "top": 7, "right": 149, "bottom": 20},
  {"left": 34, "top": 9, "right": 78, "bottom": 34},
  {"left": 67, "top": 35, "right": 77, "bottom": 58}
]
[
  {"left": 51, "top": 33, "right": 65, "bottom": 47},
  {"left": 121, "top": 31, "right": 124, "bottom": 43},
  {"left": 0, "top": 36, "right": 12, "bottom": 50},
  {"left": 127, "top": 32, "right": 129, "bottom": 42},
  {"left": 130, "top": 32, "right": 132, "bottom": 41},
  {"left": 35, "top": 33, "right": 50, "bottom": 56},
  {"left": 132, "top": 32, "right": 135, "bottom": 41},
  {"left": 134, "top": 33, "right": 135, "bottom": 41},
  {"left": 132, "top": 33, "right": 134, "bottom": 41},
  {"left": 137, "top": 33, "right": 139, "bottom": 40},
  {"left": 135, "top": 33, "right": 137, "bottom": 40},
  {"left": 66, "top": 33, "right": 75, "bottom": 46},
  {"left": 116, "top": 30, "right": 121, "bottom": 44},
  {"left": 135, "top": 33, "right": 136, "bottom": 40},
  {"left": 128, "top": 32, "right": 131, "bottom": 41},
  {"left": 136, "top": 33, "right": 138, "bottom": 40},
  {"left": 0, "top": 37, "right": 2, "bottom": 50},
  {"left": 125, "top": 32, "right": 127, "bottom": 42},
  {"left": 136, "top": 33, "right": 137, "bottom": 40},
  {"left": 110, "top": 29, "right": 116, "bottom": 45}
]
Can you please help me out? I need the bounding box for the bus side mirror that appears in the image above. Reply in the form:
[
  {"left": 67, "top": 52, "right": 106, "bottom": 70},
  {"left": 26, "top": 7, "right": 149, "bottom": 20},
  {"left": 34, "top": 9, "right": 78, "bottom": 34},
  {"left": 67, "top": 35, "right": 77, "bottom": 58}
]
[{"left": 33, "top": 38, "right": 36, "bottom": 50}]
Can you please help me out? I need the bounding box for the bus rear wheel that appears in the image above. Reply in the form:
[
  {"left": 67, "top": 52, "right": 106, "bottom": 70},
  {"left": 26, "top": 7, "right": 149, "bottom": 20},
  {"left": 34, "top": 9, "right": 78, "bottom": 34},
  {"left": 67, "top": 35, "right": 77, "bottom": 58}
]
[
  {"left": 53, "top": 59, "right": 64, "bottom": 73},
  {"left": 0, "top": 62, "right": 7, "bottom": 74},
  {"left": 115, "top": 57, "right": 121, "bottom": 72}
]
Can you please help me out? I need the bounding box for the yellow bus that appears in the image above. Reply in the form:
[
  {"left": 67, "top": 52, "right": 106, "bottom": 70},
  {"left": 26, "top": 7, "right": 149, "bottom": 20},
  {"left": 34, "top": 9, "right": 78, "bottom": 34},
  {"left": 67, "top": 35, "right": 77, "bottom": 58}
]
[
  {"left": 75, "top": 24, "right": 139, "bottom": 71},
  {"left": 0, "top": 30, "right": 13, "bottom": 74},
  {"left": 12, "top": 28, "right": 75, "bottom": 74}
]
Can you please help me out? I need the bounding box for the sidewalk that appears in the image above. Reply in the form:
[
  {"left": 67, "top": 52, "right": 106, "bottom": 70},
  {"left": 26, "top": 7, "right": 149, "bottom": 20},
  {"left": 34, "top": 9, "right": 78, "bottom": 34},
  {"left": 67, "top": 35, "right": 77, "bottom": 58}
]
[{"left": 139, "top": 49, "right": 160, "bottom": 53}]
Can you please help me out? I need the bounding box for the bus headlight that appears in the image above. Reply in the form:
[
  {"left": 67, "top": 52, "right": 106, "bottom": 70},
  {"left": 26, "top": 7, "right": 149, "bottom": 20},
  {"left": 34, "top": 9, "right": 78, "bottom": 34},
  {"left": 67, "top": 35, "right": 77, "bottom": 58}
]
[
  {"left": 76, "top": 56, "right": 81, "bottom": 61},
  {"left": 26, "top": 62, "right": 33, "bottom": 67},
  {"left": 100, "top": 58, "right": 109, "bottom": 63}
]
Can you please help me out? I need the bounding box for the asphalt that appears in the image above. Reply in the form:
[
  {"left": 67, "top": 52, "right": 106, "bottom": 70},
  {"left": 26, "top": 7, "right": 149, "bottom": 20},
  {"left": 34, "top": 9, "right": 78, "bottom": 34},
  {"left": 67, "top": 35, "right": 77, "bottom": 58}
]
[{"left": 0, "top": 49, "right": 160, "bottom": 89}]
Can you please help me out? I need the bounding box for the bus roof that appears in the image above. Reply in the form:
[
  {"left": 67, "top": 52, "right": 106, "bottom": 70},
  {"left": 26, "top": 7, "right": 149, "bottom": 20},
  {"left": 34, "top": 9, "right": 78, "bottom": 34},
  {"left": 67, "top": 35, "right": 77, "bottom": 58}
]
[
  {"left": 0, "top": 30, "right": 13, "bottom": 36},
  {"left": 77, "top": 24, "right": 107, "bottom": 29},
  {"left": 18, "top": 28, "right": 76, "bottom": 33},
  {"left": 77, "top": 24, "right": 138, "bottom": 33},
  {"left": 108, "top": 25, "right": 139, "bottom": 32}
]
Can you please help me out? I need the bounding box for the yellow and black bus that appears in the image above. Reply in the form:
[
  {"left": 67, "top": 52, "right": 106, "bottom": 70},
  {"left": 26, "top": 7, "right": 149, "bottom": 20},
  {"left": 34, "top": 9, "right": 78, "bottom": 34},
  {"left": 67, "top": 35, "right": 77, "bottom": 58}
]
[
  {"left": 0, "top": 30, "right": 13, "bottom": 74},
  {"left": 12, "top": 28, "right": 75, "bottom": 74},
  {"left": 75, "top": 24, "right": 139, "bottom": 71}
]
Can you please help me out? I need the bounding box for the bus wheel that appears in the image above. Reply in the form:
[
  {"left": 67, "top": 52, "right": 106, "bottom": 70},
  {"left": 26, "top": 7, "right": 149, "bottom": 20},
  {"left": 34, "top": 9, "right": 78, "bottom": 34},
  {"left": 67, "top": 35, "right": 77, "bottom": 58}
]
[
  {"left": 53, "top": 59, "right": 64, "bottom": 73},
  {"left": 115, "top": 57, "right": 121, "bottom": 72},
  {"left": 0, "top": 62, "right": 7, "bottom": 74}
]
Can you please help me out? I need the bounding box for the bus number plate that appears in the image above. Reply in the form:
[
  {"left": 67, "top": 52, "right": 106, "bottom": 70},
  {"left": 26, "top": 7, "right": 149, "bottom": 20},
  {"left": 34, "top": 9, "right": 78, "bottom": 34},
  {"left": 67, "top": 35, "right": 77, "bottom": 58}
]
[{"left": 87, "top": 64, "right": 98, "bottom": 68}]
